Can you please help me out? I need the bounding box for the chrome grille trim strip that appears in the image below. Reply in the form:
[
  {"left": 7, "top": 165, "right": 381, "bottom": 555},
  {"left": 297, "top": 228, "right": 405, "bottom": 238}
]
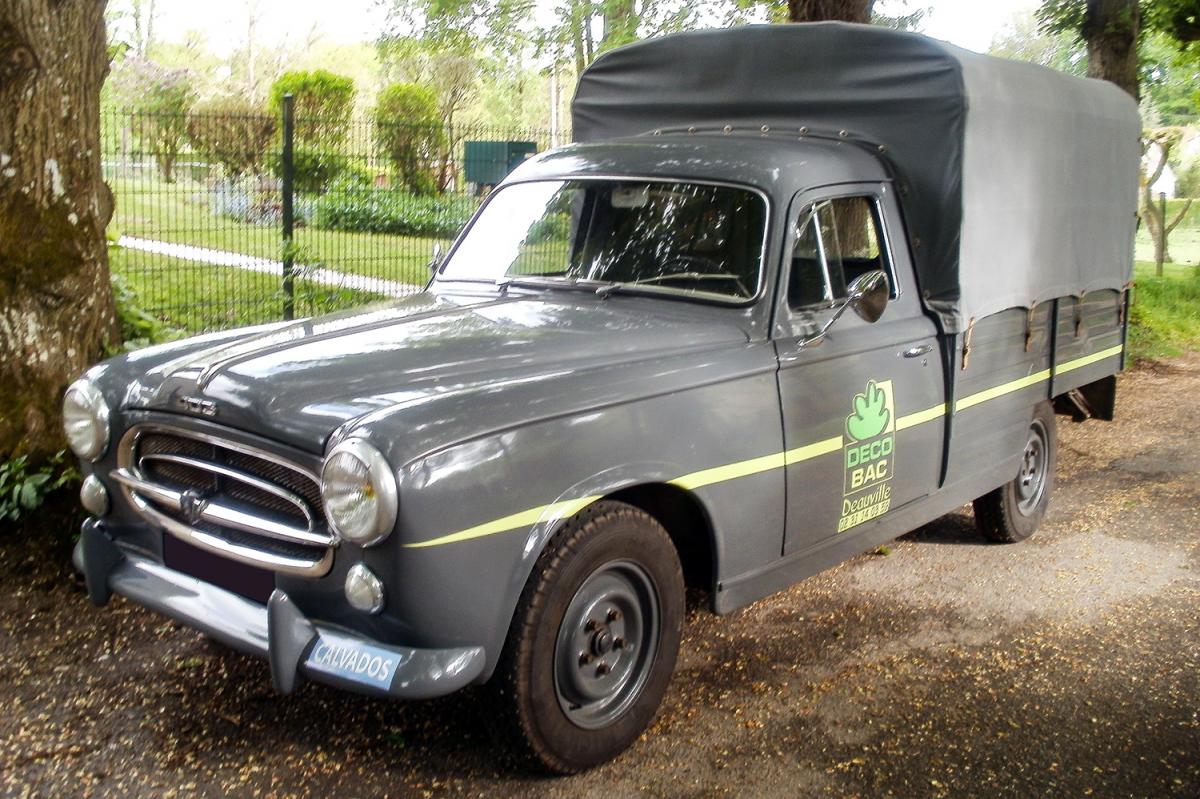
[
  {"left": 112, "top": 469, "right": 336, "bottom": 549},
  {"left": 137, "top": 453, "right": 316, "bottom": 529},
  {"left": 115, "top": 424, "right": 335, "bottom": 578}
]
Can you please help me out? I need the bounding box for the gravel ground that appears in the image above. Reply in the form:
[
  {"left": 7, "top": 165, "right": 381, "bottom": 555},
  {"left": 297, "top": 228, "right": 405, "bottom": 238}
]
[{"left": 2, "top": 356, "right": 1198, "bottom": 798}]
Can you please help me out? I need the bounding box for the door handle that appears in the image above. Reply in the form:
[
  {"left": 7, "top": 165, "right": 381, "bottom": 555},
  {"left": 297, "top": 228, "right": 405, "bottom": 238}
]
[{"left": 901, "top": 344, "right": 934, "bottom": 359}]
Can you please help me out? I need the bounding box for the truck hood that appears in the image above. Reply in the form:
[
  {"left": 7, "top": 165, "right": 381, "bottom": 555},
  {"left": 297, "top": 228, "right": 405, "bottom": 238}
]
[{"left": 122, "top": 291, "right": 750, "bottom": 453}]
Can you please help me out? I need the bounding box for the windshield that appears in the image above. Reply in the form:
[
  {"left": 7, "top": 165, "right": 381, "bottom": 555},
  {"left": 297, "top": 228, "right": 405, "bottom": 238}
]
[{"left": 438, "top": 179, "right": 767, "bottom": 302}]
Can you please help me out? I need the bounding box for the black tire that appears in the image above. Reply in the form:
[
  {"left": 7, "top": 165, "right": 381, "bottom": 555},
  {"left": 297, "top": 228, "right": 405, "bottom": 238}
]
[
  {"left": 973, "top": 400, "right": 1057, "bottom": 543},
  {"left": 494, "top": 500, "right": 685, "bottom": 774}
]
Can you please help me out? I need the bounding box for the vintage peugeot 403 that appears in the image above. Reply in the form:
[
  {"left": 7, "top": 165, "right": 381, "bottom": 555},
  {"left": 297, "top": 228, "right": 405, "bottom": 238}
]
[{"left": 66, "top": 24, "right": 1138, "bottom": 772}]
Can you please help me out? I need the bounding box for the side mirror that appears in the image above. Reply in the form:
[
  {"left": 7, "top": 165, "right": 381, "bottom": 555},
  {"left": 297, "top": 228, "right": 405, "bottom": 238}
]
[
  {"left": 428, "top": 243, "right": 444, "bottom": 276},
  {"left": 848, "top": 270, "right": 889, "bottom": 323},
  {"left": 798, "top": 269, "right": 890, "bottom": 350}
]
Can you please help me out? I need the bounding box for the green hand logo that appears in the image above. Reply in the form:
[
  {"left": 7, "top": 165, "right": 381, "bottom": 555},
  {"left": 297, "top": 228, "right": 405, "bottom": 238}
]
[{"left": 846, "top": 380, "right": 890, "bottom": 441}]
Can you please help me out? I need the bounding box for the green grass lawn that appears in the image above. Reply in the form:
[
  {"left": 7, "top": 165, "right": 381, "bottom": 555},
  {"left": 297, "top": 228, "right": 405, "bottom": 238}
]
[
  {"left": 1129, "top": 258, "right": 1200, "bottom": 363},
  {"left": 110, "top": 247, "right": 380, "bottom": 334},
  {"left": 1135, "top": 225, "right": 1200, "bottom": 267},
  {"left": 108, "top": 174, "right": 448, "bottom": 287}
]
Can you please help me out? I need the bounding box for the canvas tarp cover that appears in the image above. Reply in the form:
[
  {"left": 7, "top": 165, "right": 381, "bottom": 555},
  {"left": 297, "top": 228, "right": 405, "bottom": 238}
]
[{"left": 572, "top": 23, "right": 1141, "bottom": 332}]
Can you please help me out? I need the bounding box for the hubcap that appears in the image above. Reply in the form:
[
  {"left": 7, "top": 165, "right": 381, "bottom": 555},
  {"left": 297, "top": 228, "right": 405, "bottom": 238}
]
[
  {"left": 553, "top": 559, "right": 660, "bottom": 730},
  {"left": 1016, "top": 419, "right": 1048, "bottom": 515}
]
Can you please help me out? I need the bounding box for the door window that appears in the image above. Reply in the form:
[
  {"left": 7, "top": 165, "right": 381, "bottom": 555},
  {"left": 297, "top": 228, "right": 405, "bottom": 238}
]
[{"left": 788, "top": 196, "right": 887, "bottom": 310}]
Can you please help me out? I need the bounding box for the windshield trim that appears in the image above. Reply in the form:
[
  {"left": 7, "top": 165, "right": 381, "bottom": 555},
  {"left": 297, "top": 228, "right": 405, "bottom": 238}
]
[{"left": 433, "top": 173, "right": 773, "bottom": 308}]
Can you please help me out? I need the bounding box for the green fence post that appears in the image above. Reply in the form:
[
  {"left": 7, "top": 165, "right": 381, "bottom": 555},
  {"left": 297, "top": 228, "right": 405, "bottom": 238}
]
[{"left": 281, "top": 93, "right": 296, "bottom": 320}]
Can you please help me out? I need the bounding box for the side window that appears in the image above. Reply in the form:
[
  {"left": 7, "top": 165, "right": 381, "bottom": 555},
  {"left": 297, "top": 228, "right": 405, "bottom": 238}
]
[{"left": 789, "top": 196, "right": 887, "bottom": 310}]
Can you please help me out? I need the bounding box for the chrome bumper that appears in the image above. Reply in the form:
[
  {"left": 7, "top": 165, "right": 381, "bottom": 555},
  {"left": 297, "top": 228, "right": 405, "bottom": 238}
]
[{"left": 74, "top": 519, "right": 486, "bottom": 700}]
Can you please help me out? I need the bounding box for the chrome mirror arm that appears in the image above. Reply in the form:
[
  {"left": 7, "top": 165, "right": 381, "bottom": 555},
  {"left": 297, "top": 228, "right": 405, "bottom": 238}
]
[
  {"left": 796, "top": 270, "right": 890, "bottom": 350},
  {"left": 797, "top": 289, "right": 864, "bottom": 350}
]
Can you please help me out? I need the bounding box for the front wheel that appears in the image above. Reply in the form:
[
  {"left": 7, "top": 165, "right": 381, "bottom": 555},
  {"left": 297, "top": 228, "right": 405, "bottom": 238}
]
[
  {"left": 973, "top": 400, "right": 1057, "bottom": 543},
  {"left": 494, "top": 501, "right": 685, "bottom": 774}
]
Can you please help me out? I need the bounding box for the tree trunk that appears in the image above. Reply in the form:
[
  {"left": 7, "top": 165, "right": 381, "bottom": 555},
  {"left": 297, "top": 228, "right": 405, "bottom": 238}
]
[
  {"left": 570, "top": 3, "right": 587, "bottom": 77},
  {"left": 1139, "top": 136, "right": 1193, "bottom": 271},
  {"left": 1083, "top": 0, "right": 1140, "bottom": 100},
  {"left": 0, "top": 0, "right": 119, "bottom": 461},
  {"left": 601, "top": 0, "right": 637, "bottom": 50},
  {"left": 787, "top": 0, "right": 873, "bottom": 23},
  {"left": 1142, "top": 190, "right": 1193, "bottom": 269}
]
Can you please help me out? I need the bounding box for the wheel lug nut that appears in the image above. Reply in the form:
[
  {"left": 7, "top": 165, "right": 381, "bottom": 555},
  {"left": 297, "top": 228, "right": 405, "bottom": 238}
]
[
  {"left": 607, "top": 608, "right": 622, "bottom": 622},
  {"left": 579, "top": 652, "right": 593, "bottom": 666},
  {"left": 595, "top": 662, "right": 611, "bottom": 677},
  {"left": 585, "top": 619, "right": 600, "bottom": 632},
  {"left": 613, "top": 636, "right": 625, "bottom": 650}
]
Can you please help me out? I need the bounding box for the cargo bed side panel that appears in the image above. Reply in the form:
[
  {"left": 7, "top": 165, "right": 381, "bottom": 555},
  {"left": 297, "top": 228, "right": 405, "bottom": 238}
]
[
  {"left": 1051, "top": 290, "right": 1126, "bottom": 396},
  {"left": 946, "top": 305, "right": 1054, "bottom": 486}
]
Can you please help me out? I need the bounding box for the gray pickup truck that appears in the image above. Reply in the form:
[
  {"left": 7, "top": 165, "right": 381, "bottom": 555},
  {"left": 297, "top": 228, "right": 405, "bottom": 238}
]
[{"left": 66, "top": 24, "right": 1138, "bottom": 772}]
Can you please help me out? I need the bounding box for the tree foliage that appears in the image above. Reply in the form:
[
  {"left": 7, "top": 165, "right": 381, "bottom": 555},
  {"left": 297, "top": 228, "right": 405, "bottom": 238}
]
[
  {"left": 1140, "top": 32, "right": 1200, "bottom": 125},
  {"left": 268, "top": 70, "right": 356, "bottom": 148},
  {"left": 109, "top": 57, "right": 197, "bottom": 181},
  {"left": 186, "top": 97, "right": 277, "bottom": 178},
  {"left": 1038, "top": 0, "right": 1200, "bottom": 100},
  {"left": 375, "top": 83, "right": 445, "bottom": 194},
  {"left": 990, "top": 11, "right": 1087, "bottom": 75}
]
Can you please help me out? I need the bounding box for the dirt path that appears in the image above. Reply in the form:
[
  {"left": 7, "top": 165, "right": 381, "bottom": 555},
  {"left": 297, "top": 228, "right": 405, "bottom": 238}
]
[{"left": 3, "top": 356, "right": 1199, "bottom": 798}]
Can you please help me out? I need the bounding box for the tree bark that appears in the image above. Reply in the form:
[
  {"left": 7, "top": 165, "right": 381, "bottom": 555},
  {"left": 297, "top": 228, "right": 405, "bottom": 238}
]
[
  {"left": 787, "top": 0, "right": 873, "bottom": 23},
  {"left": 1083, "top": 0, "right": 1140, "bottom": 100},
  {"left": 0, "top": 0, "right": 119, "bottom": 461}
]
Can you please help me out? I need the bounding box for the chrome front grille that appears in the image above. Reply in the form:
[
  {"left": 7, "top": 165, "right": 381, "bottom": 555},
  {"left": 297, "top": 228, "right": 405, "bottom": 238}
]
[{"left": 114, "top": 425, "right": 336, "bottom": 577}]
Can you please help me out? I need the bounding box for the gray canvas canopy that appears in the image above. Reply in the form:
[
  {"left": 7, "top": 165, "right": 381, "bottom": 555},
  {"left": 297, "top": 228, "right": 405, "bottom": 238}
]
[{"left": 572, "top": 23, "right": 1141, "bottom": 332}]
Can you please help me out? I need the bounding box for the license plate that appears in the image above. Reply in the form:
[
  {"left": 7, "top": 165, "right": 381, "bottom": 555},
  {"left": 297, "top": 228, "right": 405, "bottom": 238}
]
[
  {"left": 304, "top": 631, "right": 400, "bottom": 691},
  {"left": 163, "top": 534, "right": 274, "bottom": 604}
]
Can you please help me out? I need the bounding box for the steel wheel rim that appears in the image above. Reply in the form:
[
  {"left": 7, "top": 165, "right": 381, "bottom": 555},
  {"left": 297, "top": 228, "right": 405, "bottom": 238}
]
[
  {"left": 553, "top": 559, "right": 660, "bottom": 730},
  {"left": 1016, "top": 419, "right": 1048, "bottom": 515}
]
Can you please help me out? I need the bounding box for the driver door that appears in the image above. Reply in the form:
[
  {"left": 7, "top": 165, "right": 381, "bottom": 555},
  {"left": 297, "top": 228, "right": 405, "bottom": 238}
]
[{"left": 774, "top": 183, "right": 944, "bottom": 556}]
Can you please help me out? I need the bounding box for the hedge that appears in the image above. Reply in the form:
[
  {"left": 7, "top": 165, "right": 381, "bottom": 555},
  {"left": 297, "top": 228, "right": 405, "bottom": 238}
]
[{"left": 312, "top": 179, "right": 477, "bottom": 239}]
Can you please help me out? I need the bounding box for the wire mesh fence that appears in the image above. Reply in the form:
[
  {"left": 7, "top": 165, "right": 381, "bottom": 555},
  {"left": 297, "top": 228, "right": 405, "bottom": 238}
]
[{"left": 103, "top": 103, "right": 562, "bottom": 333}]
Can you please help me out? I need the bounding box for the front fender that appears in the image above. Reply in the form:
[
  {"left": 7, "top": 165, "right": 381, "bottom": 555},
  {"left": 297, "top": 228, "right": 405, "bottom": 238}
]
[
  {"left": 390, "top": 461, "right": 708, "bottom": 684},
  {"left": 382, "top": 358, "right": 785, "bottom": 682}
]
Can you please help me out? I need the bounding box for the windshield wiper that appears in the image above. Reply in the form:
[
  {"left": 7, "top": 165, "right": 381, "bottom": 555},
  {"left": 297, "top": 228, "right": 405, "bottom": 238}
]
[
  {"left": 497, "top": 276, "right": 616, "bottom": 294},
  {"left": 595, "top": 272, "right": 744, "bottom": 298}
]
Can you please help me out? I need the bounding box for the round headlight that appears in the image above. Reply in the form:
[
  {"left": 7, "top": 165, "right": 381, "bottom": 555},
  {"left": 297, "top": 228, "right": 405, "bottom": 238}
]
[
  {"left": 321, "top": 439, "right": 397, "bottom": 546},
  {"left": 62, "top": 380, "right": 110, "bottom": 462}
]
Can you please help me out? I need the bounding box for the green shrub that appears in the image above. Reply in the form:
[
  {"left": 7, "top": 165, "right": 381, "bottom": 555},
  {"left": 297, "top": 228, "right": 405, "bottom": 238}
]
[
  {"left": 110, "top": 58, "right": 197, "bottom": 182},
  {"left": 269, "top": 146, "right": 349, "bottom": 194},
  {"left": 0, "top": 452, "right": 77, "bottom": 524},
  {"left": 1174, "top": 160, "right": 1200, "bottom": 200},
  {"left": 313, "top": 178, "right": 476, "bottom": 238},
  {"left": 269, "top": 70, "right": 355, "bottom": 149},
  {"left": 187, "top": 96, "right": 277, "bottom": 178},
  {"left": 374, "top": 83, "right": 445, "bottom": 196},
  {"left": 112, "top": 272, "right": 184, "bottom": 351}
]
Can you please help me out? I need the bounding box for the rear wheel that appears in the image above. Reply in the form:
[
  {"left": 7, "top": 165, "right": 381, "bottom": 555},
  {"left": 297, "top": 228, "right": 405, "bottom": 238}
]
[
  {"left": 495, "top": 500, "right": 685, "bottom": 774},
  {"left": 973, "top": 400, "right": 1057, "bottom": 543}
]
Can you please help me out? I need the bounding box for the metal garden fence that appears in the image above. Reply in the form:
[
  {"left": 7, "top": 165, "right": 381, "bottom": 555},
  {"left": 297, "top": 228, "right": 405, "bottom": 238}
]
[{"left": 103, "top": 96, "right": 562, "bottom": 332}]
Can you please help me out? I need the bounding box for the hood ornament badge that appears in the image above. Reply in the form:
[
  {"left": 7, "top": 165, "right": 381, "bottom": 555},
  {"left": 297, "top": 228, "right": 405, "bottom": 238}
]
[
  {"left": 179, "top": 489, "right": 210, "bottom": 526},
  {"left": 178, "top": 395, "right": 218, "bottom": 417}
]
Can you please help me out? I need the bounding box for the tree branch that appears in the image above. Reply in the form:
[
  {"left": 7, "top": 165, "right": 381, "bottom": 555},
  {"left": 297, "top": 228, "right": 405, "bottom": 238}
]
[{"left": 1165, "top": 199, "right": 1194, "bottom": 235}]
